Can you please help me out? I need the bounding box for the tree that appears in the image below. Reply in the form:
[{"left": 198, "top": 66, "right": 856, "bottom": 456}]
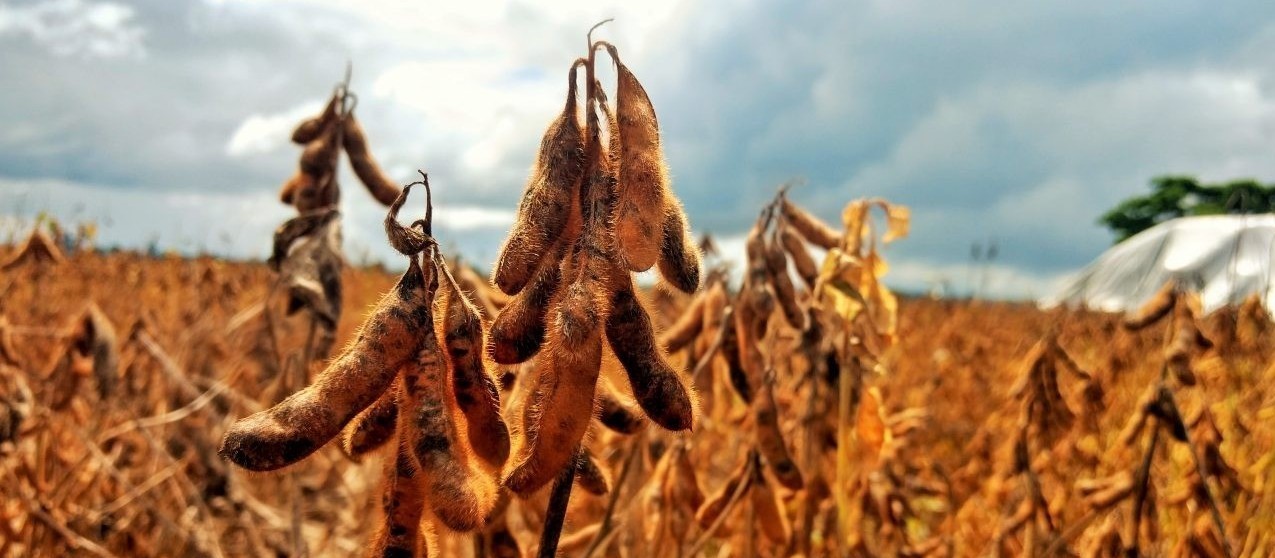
[{"left": 1098, "top": 176, "right": 1275, "bottom": 242}]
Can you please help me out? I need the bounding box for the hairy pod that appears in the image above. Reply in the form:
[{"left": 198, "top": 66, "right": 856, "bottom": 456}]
[
  {"left": 779, "top": 225, "right": 818, "bottom": 288},
  {"left": 401, "top": 323, "right": 498, "bottom": 532},
  {"left": 610, "top": 51, "right": 669, "bottom": 273},
  {"left": 342, "top": 114, "right": 403, "bottom": 206},
  {"left": 438, "top": 262, "right": 511, "bottom": 467},
  {"left": 292, "top": 94, "right": 338, "bottom": 144},
  {"left": 367, "top": 427, "right": 428, "bottom": 558},
  {"left": 487, "top": 240, "right": 566, "bottom": 365},
  {"left": 605, "top": 269, "right": 696, "bottom": 432},
  {"left": 493, "top": 60, "right": 586, "bottom": 295},
  {"left": 341, "top": 385, "right": 398, "bottom": 458},
  {"left": 555, "top": 256, "right": 610, "bottom": 351},
  {"left": 574, "top": 450, "right": 610, "bottom": 496},
  {"left": 659, "top": 290, "right": 707, "bottom": 353},
  {"left": 504, "top": 324, "right": 603, "bottom": 495},
  {"left": 219, "top": 261, "right": 432, "bottom": 472},
  {"left": 596, "top": 389, "right": 646, "bottom": 434},
  {"left": 656, "top": 199, "right": 701, "bottom": 294},
  {"left": 1123, "top": 282, "right": 1177, "bottom": 330},
  {"left": 780, "top": 198, "right": 840, "bottom": 250},
  {"left": 755, "top": 380, "right": 804, "bottom": 490},
  {"left": 764, "top": 235, "right": 807, "bottom": 331},
  {"left": 555, "top": 102, "right": 616, "bottom": 350}
]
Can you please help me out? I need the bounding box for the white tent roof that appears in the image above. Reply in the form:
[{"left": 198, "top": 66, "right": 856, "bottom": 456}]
[{"left": 1041, "top": 214, "right": 1275, "bottom": 315}]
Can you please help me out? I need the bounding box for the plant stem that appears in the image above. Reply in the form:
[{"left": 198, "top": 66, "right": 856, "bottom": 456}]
[{"left": 538, "top": 446, "right": 581, "bottom": 558}]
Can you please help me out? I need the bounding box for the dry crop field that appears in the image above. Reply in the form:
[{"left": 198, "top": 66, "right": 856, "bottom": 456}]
[{"left": 2, "top": 31, "right": 1275, "bottom": 558}]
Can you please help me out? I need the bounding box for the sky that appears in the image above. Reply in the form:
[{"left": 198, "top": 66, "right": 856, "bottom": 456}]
[{"left": 2, "top": 0, "right": 1275, "bottom": 299}]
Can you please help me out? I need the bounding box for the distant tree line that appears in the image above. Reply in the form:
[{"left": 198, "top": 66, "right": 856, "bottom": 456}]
[{"left": 1099, "top": 176, "right": 1275, "bottom": 242}]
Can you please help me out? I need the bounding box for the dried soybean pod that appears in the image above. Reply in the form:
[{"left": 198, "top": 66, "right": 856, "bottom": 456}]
[
  {"left": 659, "top": 291, "right": 707, "bottom": 353},
  {"left": 656, "top": 199, "right": 701, "bottom": 294},
  {"left": 554, "top": 139, "right": 614, "bottom": 350},
  {"left": 342, "top": 113, "right": 403, "bottom": 206},
  {"left": 781, "top": 198, "right": 840, "bottom": 250},
  {"left": 751, "top": 471, "right": 791, "bottom": 545},
  {"left": 1124, "top": 282, "right": 1177, "bottom": 330},
  {"left": 596, "top": 80, "right": 620, "bottom": 166},
  {"left": 670, "top": 443, "right": 705, "bottom": 509},
  {"left": 403, "top": 317, "right": 498, "bottom": 532},
  {"left": 574, "top": 450, "right": 610, "bottom": 496},
  {"left": 721, "top": 311, "right": 753, "bottom": 403},
  {"left": 486, "top": 240, "right": 566, "bottom": 365},
  {"left": 755, "top": 379, "right": 804, "bottom": 490},
  {"left": 695, "top": 452, "right": 754, "bottom": 528},
  {"left": 492, "top": 59, "right": 587, "bottom": 295},
  {"left": 292, "top": 93, "right": 338, "bottom": 144},
  {"left": 596, "top": 389, "right": 646, "bottom": 434},
  {"left": 764, "top": 234, "right": 808, "bottom": 331},
  {"left": 605, "top": 45, "right": 669, "bottom": 273},
  {"left": 780, "top": 224, "right": 818, "bottom": 289},
  {"left": 437, "top": 260, "right": 510, "bottom": 467},
  {"left": 278, "top": 171, "right": 315, "bottom": 207},
  {"left": 341, "top": 385, "right": 398, "bottom": 458},
  {"left": 504, "top": 326, "right": 603, "bottom": 495},
  {"left": 299, "top": 122, "right": 341, "bottom": 178},
  {"left": 366, "top": 430, "right": 428, "bottom": 558},
  {"left": 605, "top": 269, "right": 696, "bottom": 432},
  {"left": 219, "top": 261, "right": 433, "bottom": 472}
]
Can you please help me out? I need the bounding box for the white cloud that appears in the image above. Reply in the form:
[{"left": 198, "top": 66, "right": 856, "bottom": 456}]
[
  {"left": 0, "top": 0, "right": 145, "bottom": 59},
  {"left": 225, "top": 100, "right": 323, "bottom": 157},
  {"left": 432, "top": 206, "right": 515, "bottom": 231}
]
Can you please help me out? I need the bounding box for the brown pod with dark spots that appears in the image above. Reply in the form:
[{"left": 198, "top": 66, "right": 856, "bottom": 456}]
[
  {"left": 219, "top": 260, "right": 433, "bottom": 472},
  {"left": 764, "top": 235, "right": 808, "bottom": 331},
  {"left": 504, "top": 323, "right": 603, "bottom": 495},
  {"left": 366, "top": 425, "right": 428, "bottom": 558},
  {"left": 574, "top": 450, "right": 610, "bottom": 496},
  {"left": 292, "top": 94, "right": 338, "bottom": 145},
  {"left": 437, "top": 261, "right": 511, "bottom": 467},
  {"left": 780, "top": 224, "right": 818, "bottom": 288},
  {"left": 342, "top": 114, "right": 403, "bottom": 206},
  {"left": 754, "top": 381, "right": 804, "bottom": 490},
  {"left": 780, "top": 198, "right": 840, "bottom": 250},
  {"left": 486, "top": 240, "right": 566, "bottom": 365},
  {"left": 596, "top": 389, "right": 646, "bottom": 434},
  {"left": 605, "top": 268, "right": 696, "bottom": 432},
  {"left": 341, "top": 385, "right": 398, "bottom": 458},
  {"left": 492, "top": 60, "right": 587, "bottom": 295},
  {"left": 401, "top": 320, "right": 498, "bottom": 532},
  {"left": 659, "top": 290, "right": 707, "bottom": 353},
  {"left": 656, "top": 199, "right": 701, "bottom": 294},
  {"left": 607, "top": 46, "right": 669, "bottom": 273}
]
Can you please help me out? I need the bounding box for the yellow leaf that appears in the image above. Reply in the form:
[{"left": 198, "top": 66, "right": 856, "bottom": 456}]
[{"left": 882, "top": 204, "right": 910, "bottom": 243}]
